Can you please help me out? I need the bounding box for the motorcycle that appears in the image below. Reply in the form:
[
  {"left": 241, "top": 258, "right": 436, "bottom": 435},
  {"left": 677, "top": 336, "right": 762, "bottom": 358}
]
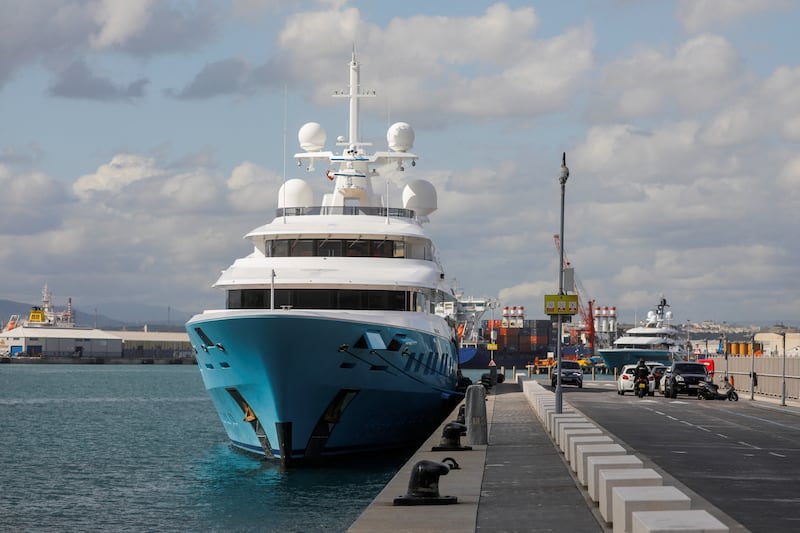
[
  {"left": 697, "top": 379, "right": 738, "bottom": 401},
  {"left": 635, "top": 376, "right": 649, "bottom": 398}
]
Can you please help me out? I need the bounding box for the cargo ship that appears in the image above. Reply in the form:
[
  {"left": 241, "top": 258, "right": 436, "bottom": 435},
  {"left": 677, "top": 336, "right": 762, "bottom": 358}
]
[{"left": 460, "top": 306, "right": 555, "bottom": 369}]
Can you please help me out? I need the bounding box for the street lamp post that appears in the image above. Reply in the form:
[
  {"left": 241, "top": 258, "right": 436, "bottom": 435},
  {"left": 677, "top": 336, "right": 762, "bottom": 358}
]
[
  {"left": 781, "top": 332, "right": 787, "bottom": 406},
  {"left": 720, "top": 333, "right": 728, "bottom": 384},
  {"left": 750, "top": 334, "right": 755, "bottom": 401},
  {"left": 555, "top": 152, "right": 569, "bottom": 414}
]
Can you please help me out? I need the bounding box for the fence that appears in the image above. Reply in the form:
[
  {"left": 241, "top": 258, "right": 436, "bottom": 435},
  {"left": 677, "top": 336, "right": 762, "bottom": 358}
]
[{"left": 706, "top": 355, "right": 800, "bottom": 403}]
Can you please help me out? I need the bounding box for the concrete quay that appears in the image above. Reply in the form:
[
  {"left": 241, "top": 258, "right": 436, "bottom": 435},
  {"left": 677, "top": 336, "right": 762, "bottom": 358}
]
[{"left": 348, "top": 378, "right": 748, "bottom": 533}]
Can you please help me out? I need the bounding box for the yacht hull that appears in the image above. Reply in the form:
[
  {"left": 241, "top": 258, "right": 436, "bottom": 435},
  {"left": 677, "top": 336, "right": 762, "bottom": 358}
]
[
  {"left": 597, "top": 349, "right": 675, "bottom": 373},
  {"left": 186, "top": 310, "right": 461, "bottom": 464}
]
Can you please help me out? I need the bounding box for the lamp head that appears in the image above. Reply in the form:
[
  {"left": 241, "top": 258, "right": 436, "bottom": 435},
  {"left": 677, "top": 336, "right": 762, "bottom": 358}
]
[{"left": 559, "top": 152, "right": 569, "bottom": 185}]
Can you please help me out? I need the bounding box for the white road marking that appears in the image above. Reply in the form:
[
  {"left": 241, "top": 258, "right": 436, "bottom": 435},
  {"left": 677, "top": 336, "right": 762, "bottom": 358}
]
[
  {"left": 769, "top": 452, "right": 787, "bottom": 458},
  {"left": 716, "top": 433, "right": 729, "bottom": 439},
  {"left": 738, "top": 441, "right": 761, "bottom": 450}
]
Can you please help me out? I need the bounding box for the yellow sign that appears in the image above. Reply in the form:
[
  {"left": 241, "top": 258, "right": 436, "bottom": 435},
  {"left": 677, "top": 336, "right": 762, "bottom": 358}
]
[
  {"left": 544, "top": 294, "right": 579, "bottom": 315},
  {"left": 487, "top": 343, "right": 498, "bottom": 351}
]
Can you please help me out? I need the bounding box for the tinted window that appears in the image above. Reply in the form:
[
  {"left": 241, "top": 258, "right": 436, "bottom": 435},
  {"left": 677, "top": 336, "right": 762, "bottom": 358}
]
[
  {"left": 673, "top": 363, "right": 707, "bottom": 374},
  {"left": 562, "top": 361, "right": 581, "bottom": 370}
]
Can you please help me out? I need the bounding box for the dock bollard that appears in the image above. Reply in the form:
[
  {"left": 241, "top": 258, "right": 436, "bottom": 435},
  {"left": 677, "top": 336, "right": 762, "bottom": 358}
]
[
  {"left": 393, "top": 460, "right": 458, "bottom": 506},
  {"left": 432, "top": 422, "right": 471, "bottom": 451},
  {"left": 465, "top": 384, "right": 487, "bottom": 445}
]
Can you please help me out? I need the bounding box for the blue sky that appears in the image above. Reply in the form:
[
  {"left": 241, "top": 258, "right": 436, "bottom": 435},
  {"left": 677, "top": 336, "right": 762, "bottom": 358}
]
[{"left": 1, "top": 0, "right": 799, "bottom": 326}]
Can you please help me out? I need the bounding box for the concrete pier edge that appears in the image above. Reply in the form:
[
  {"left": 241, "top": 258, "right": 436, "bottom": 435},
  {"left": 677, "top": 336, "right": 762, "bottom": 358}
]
[{"left": 348, "top": 377, "right": 749, "bottom": 533}]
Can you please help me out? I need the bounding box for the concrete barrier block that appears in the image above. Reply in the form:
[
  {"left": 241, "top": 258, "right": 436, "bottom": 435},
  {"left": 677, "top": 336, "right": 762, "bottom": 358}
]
[
  {"left": 612, "top": 486, "right": 691, "bottom": 533},
  {"left": 587, "top": 455, "right": 644, "bottom": 502},
  {"left": 552, "top": 414, "right": 586, "bottom": 439},
  {"left": 547, "top": 412, "right": 578, "bottom": 434},
  {"left": 631, "top": 510, "right": 729, "bottom": 533},
  {"left": 599, "top": 468, "right": 663, "bottom": 523},
  {"left": 538, "top": 403, "right": 557, "bottom": 421},
  {"left": 568, "top": 435, "right": 613, "bottom": 466},
  {"left": 576, "top": 443, "right": 627, "bottom": 485},
  {"left": 559, "top": 424, "right": 600, "bottom": 449}
]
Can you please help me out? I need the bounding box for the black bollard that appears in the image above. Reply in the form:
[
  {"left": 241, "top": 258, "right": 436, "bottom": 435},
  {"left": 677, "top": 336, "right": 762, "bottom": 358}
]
[
  {"left": 393, "top": 460, "right": 458, "bottom": 506},
  {"left": 456, "top": 404, "right": 466, "bottom": 425},
  {"left": 432, "top": 422, "right": 471, "bottom": 451}
]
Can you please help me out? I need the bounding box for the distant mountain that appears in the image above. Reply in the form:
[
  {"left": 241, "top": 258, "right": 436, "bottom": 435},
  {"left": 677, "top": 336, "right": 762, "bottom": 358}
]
[
  {"left": 0, "top": 298, "right": 194, "bottom": 330},
  {"left": 91, "top": 301, "right": 195, "bottom": 326}
]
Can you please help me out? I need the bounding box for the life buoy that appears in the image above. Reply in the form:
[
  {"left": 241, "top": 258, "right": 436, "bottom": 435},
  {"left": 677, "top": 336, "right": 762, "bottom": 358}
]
[{"left": 326, "top": 170, "right": 335, "bottom": 181}]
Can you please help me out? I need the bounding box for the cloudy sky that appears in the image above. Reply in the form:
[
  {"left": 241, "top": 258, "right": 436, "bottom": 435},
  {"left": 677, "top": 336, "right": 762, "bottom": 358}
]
[{"left": 1, "top": 0, "right": 798, "bottom": 326}]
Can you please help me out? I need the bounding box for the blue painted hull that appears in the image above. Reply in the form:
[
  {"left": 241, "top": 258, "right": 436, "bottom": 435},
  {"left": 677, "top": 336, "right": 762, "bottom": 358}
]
[{"left": 186, "top": 311, "right": 461, "bottom": 462}]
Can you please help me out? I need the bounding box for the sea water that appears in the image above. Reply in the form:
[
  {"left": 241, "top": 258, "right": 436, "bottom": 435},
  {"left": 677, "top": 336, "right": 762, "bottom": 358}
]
[{"left": 0, "top": 365, "right": 407, "bottom": 532}]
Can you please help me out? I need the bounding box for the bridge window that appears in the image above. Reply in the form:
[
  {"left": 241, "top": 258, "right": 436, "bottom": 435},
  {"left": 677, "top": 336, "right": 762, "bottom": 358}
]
[
  {"left": 227, "top": 289, "right": 411, "bottom": 311},
  {"left": 264, "top": 238, "right": 415, "bottom": 259}
]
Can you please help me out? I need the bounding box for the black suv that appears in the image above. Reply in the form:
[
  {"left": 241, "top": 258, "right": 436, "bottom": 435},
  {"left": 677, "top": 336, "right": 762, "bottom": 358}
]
[
  {"left": 552, "top": 360, "right": 583, "bottom": 388},
  {"left": 662, "top": 362, "right": 708, "bottom": 398}
]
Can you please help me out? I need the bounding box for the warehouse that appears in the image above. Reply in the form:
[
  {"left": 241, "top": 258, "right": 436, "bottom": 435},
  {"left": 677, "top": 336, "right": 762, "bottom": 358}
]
[{"left": 0, "top": 326, "right": 122, "bottom": 358}]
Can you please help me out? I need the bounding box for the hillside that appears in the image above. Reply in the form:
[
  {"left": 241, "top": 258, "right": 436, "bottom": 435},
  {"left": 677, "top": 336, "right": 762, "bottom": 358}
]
[{"left": 0, "top": 298, "right": 194, "bottom": 330}]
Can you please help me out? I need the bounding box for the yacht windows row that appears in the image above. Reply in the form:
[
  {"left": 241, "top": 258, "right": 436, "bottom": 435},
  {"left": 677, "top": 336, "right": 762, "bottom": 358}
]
[
  {"left": 265, "top": 238, "right": 424, "bottom": 259},
  {"left": 228, "top": 288, "right": 441, "bottom": 313}
]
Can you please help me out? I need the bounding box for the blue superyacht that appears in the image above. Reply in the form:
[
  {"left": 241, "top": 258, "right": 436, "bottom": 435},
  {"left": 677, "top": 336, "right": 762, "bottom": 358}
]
[{"left": 186, "top": 54, "right": 462, "bottom": 465}]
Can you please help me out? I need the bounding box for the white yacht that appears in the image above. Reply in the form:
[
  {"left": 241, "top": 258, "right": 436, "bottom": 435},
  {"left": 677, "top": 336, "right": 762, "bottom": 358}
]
[
  {"left": 598, "top": 296, "right": 688, "bottom": 372},
  {"left": 185, "top": 54, "right": 462, "bottom": 465}
]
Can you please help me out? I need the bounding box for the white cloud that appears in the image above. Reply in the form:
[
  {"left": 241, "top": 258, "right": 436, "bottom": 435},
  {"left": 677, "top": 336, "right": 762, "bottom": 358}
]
[
  {"left": 598, "top": 34, "right": 742, "bottom": 119},
  {"left": 2, "top": 2, "right": 800, "bottom": 325},
  {"left": 73, "top": 153, "right": 162, "bottom": 200},
  {"left": 0, "top": 164, "right": 68, "bottom": 235},
  {"left": 777, "top": 155, "right": 800, "bottom": 189},
  {"left": 277, "top": 4, "right": 593, "bottom": 119},
  {"left": 89, "top": 0, "right": 155, "bottom": 49},
  {"left": 226, "top": 161, "right": 282, "bottom": 212},
  {"left": 677, "top": 0, "right": 790, "bottom": 33}
]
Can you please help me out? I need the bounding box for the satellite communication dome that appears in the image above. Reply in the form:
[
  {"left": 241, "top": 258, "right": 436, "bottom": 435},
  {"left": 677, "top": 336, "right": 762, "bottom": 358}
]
[
  {"left": 402, "top": 179, "right": 437, "bottom": 216},
  {"left": 298, "top": 122, "right": 326, "bottom": 152},
  {"left": 387, "top": 122, "right": 415, "bottom": 152},
  {"left": 278, "top": 179, "right": 314, "bottom": 208}
]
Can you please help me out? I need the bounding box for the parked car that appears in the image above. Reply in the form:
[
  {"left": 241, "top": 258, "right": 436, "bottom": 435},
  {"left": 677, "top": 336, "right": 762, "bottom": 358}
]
[
  {"left": 551, "top": 360, "right": 583, "bottom": 388},
  {"left": 649, "top": 365, "right": 667, "bottom": 391},
  {"left": 662, "top": 362, "right": 709, "bottom": 398},
  {"left": 617, "top": 364, "right": 655, "bottom": 395}
]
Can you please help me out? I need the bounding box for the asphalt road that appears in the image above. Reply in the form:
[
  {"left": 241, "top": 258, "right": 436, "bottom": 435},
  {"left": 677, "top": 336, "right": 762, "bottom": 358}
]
[{"left": 559, "top": 380, "right": 800, "bottom": 533}]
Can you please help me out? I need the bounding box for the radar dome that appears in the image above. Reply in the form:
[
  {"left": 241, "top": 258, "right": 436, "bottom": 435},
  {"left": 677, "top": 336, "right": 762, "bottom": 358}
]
[
  {"left": 298, "top": 122, "right": 326, "bottom": 152},
  {"left": 278, "top": 179, "right": 314, "bottom": 208},
  {"left": 402, "top": 179, "right": 437, "bottom": 217},
  {"left": 387, "top": 122, "right": 414, "bottom": 152}
]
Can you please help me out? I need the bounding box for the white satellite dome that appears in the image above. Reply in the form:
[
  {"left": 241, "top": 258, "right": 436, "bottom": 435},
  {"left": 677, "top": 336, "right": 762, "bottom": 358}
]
[
  {"left": 387, "top": 122, "right": 414, "bottom": 152},
  {"left": 402, "top": 179, "right": 437, "bottom": 217},
  {"left": 298, "top": 122, "right": 326, "bottom": 152},
  {"left": 278, "top": 179, "right": 314, "bottom": 208}
]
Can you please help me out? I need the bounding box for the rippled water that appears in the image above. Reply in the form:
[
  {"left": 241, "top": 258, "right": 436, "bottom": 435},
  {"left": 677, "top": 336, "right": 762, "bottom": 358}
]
[{"left": 0, "top": 365, "right": 406, "bottom": 532}]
